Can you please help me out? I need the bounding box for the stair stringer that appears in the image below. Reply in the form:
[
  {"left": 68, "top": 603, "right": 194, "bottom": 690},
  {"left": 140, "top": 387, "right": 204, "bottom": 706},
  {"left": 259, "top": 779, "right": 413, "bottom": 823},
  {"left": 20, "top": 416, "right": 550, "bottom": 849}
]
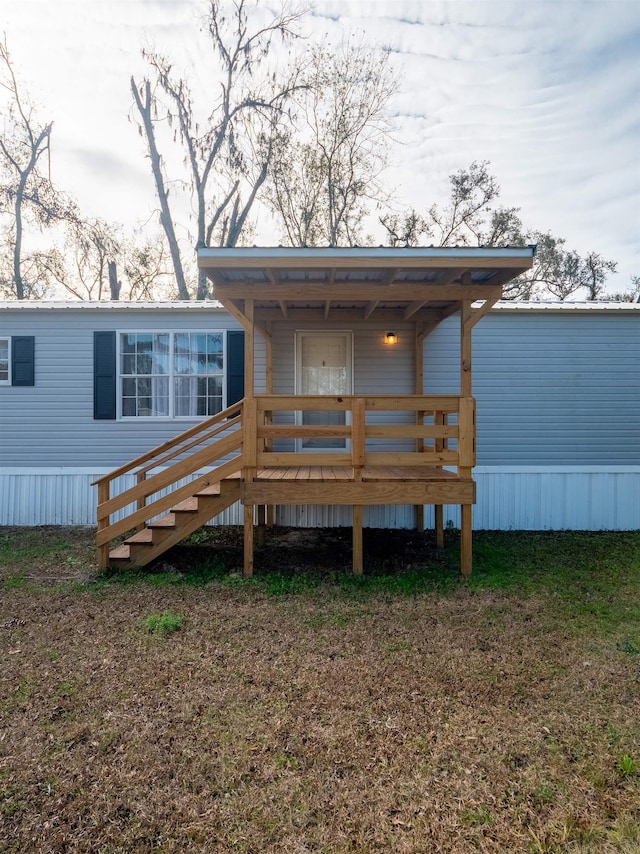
[{"left": 109, "top": 479, "right": 242, "bottom": 568}]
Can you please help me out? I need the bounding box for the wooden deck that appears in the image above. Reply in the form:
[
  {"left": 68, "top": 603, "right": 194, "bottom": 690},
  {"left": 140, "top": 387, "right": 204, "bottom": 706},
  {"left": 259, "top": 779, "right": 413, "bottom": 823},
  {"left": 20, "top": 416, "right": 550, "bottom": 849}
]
[
  {"left": 95, "top": 395, "right": 477, "bottom": 577},
  {"left": 253, "top": 465, "right": 458, "bottom": 481}
]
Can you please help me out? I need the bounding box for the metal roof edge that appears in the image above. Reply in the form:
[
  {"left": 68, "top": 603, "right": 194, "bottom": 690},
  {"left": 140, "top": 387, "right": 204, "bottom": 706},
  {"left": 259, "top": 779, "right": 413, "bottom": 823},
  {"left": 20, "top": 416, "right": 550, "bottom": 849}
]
[
  {"left": 198, "top": 245, "right": 537, "bottom": 263},
  {"left": 0, "top": 300, "right": 226, "bottom": 311},
  {"left": 490, "top": 300, "right": 640, "bottom": 312}
]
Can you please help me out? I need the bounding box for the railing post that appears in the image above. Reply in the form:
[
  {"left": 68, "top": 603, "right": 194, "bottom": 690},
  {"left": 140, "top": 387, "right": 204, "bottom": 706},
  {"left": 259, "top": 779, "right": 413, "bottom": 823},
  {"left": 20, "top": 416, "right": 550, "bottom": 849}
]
[
  {"left": 243, "top": 397, "right": 257, "bottom": 577},
  {"left": 458, "top": 396, "right": 475, "bottom": 578},
  {"left": 136, "top": 471, "right": 147, "bottom": 533},
  {"left": 351, "top": 397, "right": 366, "bottom": 471},
  {"left": 457, "top": 397, "right": 476, "bottom": 470},
  {"left": 434, "top": 409, "right": 447, "bottom": 547},
  {"left": 97, "top": 480, "right": 110, "bottom": 570}
]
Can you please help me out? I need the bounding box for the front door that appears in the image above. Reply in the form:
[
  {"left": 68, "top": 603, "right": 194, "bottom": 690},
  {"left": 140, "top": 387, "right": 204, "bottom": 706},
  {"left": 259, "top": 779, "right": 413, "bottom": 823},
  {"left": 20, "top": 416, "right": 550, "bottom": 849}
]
[{"left": 295, "top": 331, "right": 353, "bottom": 450}]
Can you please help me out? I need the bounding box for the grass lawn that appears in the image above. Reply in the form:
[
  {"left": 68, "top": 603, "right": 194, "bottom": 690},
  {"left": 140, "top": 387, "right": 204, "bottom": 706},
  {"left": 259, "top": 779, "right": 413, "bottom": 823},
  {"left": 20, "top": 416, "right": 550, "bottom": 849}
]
[{"left": 1, "top": 526, "right": 639, "bottom": 853}]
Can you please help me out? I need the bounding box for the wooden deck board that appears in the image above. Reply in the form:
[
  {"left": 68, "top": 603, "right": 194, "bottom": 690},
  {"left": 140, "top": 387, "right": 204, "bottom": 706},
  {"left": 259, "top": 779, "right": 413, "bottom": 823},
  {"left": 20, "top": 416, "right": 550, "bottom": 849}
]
[{"left": 252, "top": 465, "right": 457, "bottom": 483}]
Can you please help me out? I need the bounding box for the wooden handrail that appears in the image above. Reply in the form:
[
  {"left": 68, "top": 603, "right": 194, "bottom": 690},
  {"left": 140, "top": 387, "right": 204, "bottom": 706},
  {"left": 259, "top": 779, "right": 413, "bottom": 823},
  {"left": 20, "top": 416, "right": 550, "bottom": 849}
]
[
  {"left": 250, "top": 394, "right": 473, "bottom": 470},
  {"left": 95, "top": 401, "right": 245, "bottom": 555},
  {"left": 91, "top": 400, "right": 244, "bottom": 487},
  {"left": 255, "top": 394, "right": 461, "bottom": 412}
]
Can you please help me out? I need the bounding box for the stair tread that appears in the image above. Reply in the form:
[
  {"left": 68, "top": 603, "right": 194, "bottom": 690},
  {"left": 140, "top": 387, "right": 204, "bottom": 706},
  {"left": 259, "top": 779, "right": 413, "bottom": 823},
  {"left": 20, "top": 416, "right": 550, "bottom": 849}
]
[
  {"left": 109, "top": 544, "right": 131, "bottom": 559},
  {"left": 148, "top": 514, "right": 176, "bottom": 528},
  {"left": 195, "top": 484, "right": 222, "bottom": 497},
  {"left": 172, "top": 498, "right": 199, "bottom": 512},
  {"left": 126, "top": 529, "right": 154, "bottom": 544}
]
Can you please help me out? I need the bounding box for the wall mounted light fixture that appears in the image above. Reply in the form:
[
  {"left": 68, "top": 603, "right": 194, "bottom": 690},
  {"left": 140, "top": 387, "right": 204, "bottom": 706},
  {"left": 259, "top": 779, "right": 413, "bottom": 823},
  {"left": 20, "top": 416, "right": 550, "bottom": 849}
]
[{"left": 384, "top": 332, "right": 397, "bottom": 345}]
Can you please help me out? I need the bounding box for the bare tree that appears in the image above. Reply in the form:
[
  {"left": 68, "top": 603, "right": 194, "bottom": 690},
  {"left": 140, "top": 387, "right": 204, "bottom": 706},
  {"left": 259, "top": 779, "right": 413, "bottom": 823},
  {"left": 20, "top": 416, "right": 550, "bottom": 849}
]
[
  {"left": 381, "top": 161, "right": 618, "bottom": 300},
  {"left": 267, "top": 38, "right": 398, "bottom": 246},
  {"left": 121, "top": 235, "right": 175, "bottom": 300},
  {"left": 131, "top": 0, "right": 303, "bottom": 299},
  {"left": 0, "top": 35, "right": 77, "bottom": 299},
  {"left": 608, "top": 275, "right": 640, "bottom": 303}
]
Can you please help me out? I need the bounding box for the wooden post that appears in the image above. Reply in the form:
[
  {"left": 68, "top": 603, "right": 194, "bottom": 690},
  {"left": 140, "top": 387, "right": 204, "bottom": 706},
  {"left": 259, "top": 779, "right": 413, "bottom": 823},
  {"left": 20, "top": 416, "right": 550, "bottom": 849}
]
[
  {"left": 434, "top": 409, "right": 446, "bottom": 547},
  {"left": 244, "top": 299, "right": 254, "bottom": 398},
  {"left": 415, "top": 320, "right": 424, "bottom": 532},
  {"left": 460, "top": 299, "right": 472, "bottom": 399},
  {"left": 351, "top": 397, "right": 366, "bottom": 469},
  {"left": 352, "top": 504, "right": 363, "bottom": 576},
  {"left": 461, "top": 504, "right": 472, "bottom": 577},
  {"left": 256, "top": 503, "right": 266, "bottom": 547},
  {"left": 351, "top": 397, "right": 365, "bottom": 575},
  {"left": 434, "top": 505, "right": 444, "bottom": 549},
  {"left": 264, "top": 321, "right": 274, "bottom": 528},
  {"left": 242, "top": 392, "right": 258, "bottom": 578},
  {"left": 244, "top": 503, "right": 254, "bottom": 578},
  {"left": 460, "top": 299, "right": 473, "bottom": 575},
  {"left": 97, "top": 480, "right": 110, "bottom": 570}
]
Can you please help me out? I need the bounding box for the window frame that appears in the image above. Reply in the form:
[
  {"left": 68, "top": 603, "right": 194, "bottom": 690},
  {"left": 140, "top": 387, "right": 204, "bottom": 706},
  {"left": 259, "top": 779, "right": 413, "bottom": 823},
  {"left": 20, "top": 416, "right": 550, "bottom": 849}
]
[
  {"left": 0, "top": 337, "right": 10, "bottom": 385},
  {"left": 116, "top": 329, "right": 227, "bottom": 420}
]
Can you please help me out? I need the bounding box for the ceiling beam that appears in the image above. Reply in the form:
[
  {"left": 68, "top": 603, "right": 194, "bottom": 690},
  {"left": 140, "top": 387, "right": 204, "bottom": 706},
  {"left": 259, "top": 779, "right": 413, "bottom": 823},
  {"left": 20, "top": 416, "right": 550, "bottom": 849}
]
[
  {"left": 278, "top": 300, "right": 288, "bottom": 319},
  {"left": 215, "top": 282, "right": 504, "bottom": 303},
  {"left": 324, "top": 301, "right": 331, "bottom": 320},
  {"left": 364, "top": 300, "right": 380, "bottom": 320},
  {"left": 402, "top": 268, "right": 467, "bottom": 319},
  {"left": 254, "top": 306, "right": 460, "bottom": 325}
]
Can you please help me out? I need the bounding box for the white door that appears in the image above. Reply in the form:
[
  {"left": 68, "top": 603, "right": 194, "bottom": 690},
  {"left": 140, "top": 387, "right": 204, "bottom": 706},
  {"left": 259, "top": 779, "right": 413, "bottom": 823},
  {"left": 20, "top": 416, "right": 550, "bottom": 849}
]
[{"left": 295, "top": 331, "right": 353, "bottom": 450}]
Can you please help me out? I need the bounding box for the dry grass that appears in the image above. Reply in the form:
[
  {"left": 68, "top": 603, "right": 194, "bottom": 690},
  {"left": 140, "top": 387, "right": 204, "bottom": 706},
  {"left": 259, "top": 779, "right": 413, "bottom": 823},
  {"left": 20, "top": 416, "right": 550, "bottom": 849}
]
[{"left": 1, "top": 526, "right": 639, "bottom": 853}]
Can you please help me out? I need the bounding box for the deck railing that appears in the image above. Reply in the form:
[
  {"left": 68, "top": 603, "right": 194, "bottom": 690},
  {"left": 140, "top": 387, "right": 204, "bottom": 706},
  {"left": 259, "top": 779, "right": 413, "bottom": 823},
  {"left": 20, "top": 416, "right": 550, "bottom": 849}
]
[
  {"left": 94, "top": 394, "right": 476, "bottom": 567},
  {"left": 246, "top": 394, "right": 475, "bottom": 474},
  {"left": 92, "top": 401, "right": 244, "bottom": 568}
]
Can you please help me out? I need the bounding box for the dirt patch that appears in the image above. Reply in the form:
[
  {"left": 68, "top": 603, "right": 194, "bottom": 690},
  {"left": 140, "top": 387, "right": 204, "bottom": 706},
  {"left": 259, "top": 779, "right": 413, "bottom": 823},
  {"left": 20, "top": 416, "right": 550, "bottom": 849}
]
[{"left": 169, "top": 525, "right": 451, "bottom": 577}]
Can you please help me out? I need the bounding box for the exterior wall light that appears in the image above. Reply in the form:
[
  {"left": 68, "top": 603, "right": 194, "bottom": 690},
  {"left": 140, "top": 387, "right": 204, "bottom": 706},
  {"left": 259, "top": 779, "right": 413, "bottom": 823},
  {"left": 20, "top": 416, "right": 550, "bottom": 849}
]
[{"left": 384, "top": 332, "right": 397, "bottom": 345}]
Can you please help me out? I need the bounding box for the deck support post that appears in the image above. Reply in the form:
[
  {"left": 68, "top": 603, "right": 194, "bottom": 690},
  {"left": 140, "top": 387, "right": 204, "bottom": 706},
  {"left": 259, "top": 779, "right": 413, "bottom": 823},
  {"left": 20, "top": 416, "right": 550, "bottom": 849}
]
[
  {"left": 244, "top": 503, "right": 254, "bottom": 578},
  {"left": 256, "top": 504, "right": 266, "bottom": 547},
  {"left": 97, "top": 481, "right": 110, "bottom": 570},
  {"left": 435, "top": 505, "right": 444, "bottom": 548},
  {"left": 460, "top": 299, "right": 474, "bottom": 576},
  {"left": 460, "top": 504, "right": 472, "bottom": 577},
  {"left": 352, "top": 504, "right": 363, "bottom": 576}
]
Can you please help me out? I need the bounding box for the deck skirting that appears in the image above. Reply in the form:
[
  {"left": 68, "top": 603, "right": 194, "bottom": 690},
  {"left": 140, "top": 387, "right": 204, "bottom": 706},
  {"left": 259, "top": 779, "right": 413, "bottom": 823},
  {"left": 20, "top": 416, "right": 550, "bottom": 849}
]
[{"left": 1, "top": 467, "right": 638, "bottom": 530}]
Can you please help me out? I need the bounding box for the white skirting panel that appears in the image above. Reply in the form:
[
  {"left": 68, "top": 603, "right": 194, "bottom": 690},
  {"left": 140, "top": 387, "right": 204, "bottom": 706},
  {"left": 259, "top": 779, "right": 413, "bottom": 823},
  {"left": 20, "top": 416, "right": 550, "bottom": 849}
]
[{"left": 0, "top": 467, "right": 638, "bottom": 530}]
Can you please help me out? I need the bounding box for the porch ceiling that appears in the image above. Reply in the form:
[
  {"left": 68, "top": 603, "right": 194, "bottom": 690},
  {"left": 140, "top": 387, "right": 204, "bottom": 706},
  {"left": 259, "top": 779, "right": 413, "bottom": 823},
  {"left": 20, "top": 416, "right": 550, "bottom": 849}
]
[{"left": 197, "top": 246, "right": 535, "bottom": 325}]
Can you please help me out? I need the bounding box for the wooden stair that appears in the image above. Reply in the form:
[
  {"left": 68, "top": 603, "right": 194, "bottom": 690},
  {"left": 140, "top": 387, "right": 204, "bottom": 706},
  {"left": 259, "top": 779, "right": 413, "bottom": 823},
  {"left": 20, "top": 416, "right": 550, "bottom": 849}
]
[{"left": 107, "top": 475, "right": 241, "bottom": 568}]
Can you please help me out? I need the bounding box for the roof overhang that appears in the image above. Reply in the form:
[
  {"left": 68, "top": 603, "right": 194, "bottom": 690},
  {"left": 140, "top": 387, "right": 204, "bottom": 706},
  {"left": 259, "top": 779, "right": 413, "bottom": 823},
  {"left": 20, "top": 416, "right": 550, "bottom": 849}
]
[{"left": 197, "top": 246, "right": 536, "bottom": 331}]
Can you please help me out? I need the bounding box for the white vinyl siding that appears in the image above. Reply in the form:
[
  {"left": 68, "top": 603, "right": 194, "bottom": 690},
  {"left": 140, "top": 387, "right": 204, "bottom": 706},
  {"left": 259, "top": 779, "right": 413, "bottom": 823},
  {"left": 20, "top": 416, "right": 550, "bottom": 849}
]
[
  {"left": 423, "top": 312, "right": 640, "bottom": 467},
  {"left": 0, "top": 305, "right": 260, "bottom": 469}
]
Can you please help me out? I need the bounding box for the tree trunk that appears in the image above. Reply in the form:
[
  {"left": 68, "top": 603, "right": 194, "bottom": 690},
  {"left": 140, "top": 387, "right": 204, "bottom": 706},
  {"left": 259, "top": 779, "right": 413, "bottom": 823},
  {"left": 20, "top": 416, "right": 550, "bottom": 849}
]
[{"left": 131, "top": 78, "right": 190, "bottom": 300}]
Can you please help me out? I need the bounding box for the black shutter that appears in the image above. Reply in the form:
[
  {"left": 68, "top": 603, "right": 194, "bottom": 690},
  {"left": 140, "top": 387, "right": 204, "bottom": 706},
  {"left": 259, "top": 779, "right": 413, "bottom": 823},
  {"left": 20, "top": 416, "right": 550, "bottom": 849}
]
[
  {"left": 94, "top": 331, "right": 116, "bottom": 420},
  {"left": 11, "top": 336, "right": 35, "bottom": 386},
  {"left": 226, "top": 330, "right": 245, "bottom": 407}
]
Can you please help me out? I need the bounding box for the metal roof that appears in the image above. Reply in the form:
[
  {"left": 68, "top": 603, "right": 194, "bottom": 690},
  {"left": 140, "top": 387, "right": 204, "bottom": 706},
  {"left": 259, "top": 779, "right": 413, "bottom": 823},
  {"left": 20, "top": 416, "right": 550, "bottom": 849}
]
[{"left": 1, "top": 299, "right": 638, "bottom": 312}]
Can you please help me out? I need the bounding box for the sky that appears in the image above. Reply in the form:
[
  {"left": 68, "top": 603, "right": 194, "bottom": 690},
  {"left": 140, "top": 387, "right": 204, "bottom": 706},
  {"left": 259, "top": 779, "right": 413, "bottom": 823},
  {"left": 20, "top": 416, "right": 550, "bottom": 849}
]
[{"left": 2, "top": 0, "right": 639, "bottom": 292}]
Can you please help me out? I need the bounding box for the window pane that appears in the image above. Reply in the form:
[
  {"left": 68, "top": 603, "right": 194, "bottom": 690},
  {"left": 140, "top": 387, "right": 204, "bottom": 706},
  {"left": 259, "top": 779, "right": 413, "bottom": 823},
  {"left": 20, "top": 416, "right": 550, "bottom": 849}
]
[
  {"left": 120, "top": 331, "right": 224, "bottom": 419},
  {"left": 0, "top": 338, "right": 9, "bottom": 382},
  {"left": 121, "top": 334, "right": 136, "bottom": 353},
  {"left": 121, "top": 354, "right": 135, "bottom": 375}
]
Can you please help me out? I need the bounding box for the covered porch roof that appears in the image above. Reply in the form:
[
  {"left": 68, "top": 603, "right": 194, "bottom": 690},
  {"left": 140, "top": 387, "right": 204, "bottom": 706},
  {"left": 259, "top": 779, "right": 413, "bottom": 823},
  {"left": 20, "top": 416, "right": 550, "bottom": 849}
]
[{"left": 197, "top": 245, "right": 535, "bottom": 327}]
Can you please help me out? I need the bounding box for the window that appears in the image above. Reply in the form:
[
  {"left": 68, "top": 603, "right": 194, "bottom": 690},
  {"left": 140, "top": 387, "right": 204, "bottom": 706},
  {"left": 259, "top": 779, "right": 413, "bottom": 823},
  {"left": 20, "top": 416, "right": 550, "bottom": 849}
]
[
  {"left": 119, "top": 332, "right": 225, "bottom": 418},
  {"left": 0, "top": 338, "right": 9, "bottom": 384},
  {"left": 1, "top": 337, "right": 34, "bottom": 386}
]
